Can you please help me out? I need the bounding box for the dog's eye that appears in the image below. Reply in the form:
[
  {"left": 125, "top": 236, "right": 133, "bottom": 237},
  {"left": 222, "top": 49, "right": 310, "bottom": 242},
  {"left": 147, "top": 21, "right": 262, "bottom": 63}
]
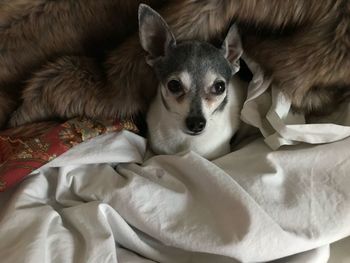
[
  {"left": 211, "top": 81, "right": 226, "bottom": 95},
  {"left": 167, "top": 80, "right": 183, "bottom": 94}
]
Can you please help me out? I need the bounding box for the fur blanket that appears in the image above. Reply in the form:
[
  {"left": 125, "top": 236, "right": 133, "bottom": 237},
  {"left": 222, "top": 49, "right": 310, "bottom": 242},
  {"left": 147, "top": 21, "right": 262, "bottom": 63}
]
[{"left": 0, "top": 0, "right": 349, "bottom": 129}]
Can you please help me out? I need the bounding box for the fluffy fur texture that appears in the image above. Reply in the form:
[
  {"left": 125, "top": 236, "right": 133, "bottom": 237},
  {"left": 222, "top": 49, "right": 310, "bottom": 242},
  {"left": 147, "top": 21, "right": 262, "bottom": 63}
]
[
  {"left": 237, "top": 0, "right": 350, "bottom": 115},
  {"left": 0, "top": 0, "right": 166, "bottom": 127},
  {"left": 1, "top": 0, "right": 349, "bottom": 128}
]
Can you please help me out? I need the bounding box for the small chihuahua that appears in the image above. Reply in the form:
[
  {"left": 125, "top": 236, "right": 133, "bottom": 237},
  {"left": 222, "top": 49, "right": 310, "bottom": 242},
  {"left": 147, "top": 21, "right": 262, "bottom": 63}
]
[{"left": 139, "top": 4, "right": 246, "bottom": 160}]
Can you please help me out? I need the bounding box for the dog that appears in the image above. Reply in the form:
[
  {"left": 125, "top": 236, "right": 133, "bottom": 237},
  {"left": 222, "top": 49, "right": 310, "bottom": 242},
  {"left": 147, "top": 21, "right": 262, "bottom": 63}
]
[
  {"left": 1, "top": 0, "right": 349, "bottom": 129},
  {"left": 139, "top": 5, "right": 245, "bottom": 159}
]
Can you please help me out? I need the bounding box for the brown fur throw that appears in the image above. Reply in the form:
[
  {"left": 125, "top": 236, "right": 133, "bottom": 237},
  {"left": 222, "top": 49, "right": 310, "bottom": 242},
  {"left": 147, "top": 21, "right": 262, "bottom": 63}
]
[{"left": 0, "top": 0, "right": 349, "bottom": 128}]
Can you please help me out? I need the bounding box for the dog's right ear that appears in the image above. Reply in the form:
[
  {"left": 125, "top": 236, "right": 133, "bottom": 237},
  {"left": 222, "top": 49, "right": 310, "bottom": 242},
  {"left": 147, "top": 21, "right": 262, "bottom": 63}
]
[{"left": 138, "top": 4, "right": 176, "bottom": 66}]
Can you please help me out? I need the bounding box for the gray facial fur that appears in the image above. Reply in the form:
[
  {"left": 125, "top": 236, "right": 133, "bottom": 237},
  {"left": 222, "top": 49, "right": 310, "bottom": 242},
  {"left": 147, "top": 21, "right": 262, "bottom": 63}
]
[
  {"left": 154, "top": 41, "right": 233, "bottom": 87},
  {"left": 154, "top": 41, "right": 233, "bottom": 119}
]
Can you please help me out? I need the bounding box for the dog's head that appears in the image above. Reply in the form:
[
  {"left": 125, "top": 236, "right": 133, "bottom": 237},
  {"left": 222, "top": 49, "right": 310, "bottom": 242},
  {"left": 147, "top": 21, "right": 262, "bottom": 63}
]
[{"left": 139, "top": 4, "right": 242, "bottom": 135}]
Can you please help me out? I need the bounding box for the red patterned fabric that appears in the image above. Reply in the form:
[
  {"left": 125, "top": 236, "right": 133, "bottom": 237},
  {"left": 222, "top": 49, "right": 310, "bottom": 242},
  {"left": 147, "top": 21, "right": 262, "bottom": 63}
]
[{"left": 0, "top": 118, "right": 138, "bottom": 192}]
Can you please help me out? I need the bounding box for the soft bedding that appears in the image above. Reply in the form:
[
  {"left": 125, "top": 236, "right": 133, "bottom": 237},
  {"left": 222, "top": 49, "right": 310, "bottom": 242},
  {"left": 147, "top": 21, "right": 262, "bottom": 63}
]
[
  {"left": 1, "top": 58, "right": 350, "bottom": 262},
  {"left": 0, "top": 130, "right": 349, "bottom": 263}
]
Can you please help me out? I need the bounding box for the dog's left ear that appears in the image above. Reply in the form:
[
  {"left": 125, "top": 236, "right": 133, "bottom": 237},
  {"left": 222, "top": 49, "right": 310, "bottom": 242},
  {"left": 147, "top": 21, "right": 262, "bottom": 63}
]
[
  {"left": 221, "top": 24, "right": 243, "bottom": 74},
  {"left": 138, "top": 4, "right": 176, "bottom": 66}
]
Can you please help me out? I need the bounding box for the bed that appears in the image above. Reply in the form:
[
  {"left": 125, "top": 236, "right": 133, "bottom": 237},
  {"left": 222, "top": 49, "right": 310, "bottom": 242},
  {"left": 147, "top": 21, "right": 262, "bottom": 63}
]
[{"left": 0, "top": 58, "right": 349, "bottom": 263}]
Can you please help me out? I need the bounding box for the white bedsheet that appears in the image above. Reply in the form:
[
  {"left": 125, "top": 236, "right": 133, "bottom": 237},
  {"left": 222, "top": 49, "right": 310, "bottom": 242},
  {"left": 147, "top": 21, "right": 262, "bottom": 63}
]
[{"left": 0, "top": 130, "right": 349, "bottom": 263}]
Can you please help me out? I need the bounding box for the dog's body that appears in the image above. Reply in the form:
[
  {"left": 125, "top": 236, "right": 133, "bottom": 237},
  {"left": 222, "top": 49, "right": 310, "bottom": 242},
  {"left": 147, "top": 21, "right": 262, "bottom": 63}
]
[
  {"left": 0, "top": 0, "right": 349, "bottom": 128},
  {"left": 139, "top": 5, "right": 245, "bottom": 159}
]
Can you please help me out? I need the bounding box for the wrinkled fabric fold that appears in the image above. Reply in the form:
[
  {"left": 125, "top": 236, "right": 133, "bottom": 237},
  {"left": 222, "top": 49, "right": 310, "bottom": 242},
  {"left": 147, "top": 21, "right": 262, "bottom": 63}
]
[
  {"left": 1, "top": 131, "right": 349, "bottom": 262},
  {"left": 241, "top": 55, "right": 350, "bottom": 150}
]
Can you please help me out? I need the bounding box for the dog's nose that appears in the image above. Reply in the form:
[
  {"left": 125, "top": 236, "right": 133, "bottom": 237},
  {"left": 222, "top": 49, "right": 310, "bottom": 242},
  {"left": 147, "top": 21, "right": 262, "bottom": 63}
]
[{"left": 185, "top": 116, "right": 206, "bottom": 134}]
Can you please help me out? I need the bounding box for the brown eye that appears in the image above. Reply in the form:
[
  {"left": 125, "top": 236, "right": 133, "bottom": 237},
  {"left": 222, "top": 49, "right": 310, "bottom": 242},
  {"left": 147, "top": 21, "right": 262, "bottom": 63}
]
[
  {"left": 211, "top": 81, "right": 226, "bottom": 95},
  {"left": 167, "top": 79, "right": 183, "bottom": 94}
]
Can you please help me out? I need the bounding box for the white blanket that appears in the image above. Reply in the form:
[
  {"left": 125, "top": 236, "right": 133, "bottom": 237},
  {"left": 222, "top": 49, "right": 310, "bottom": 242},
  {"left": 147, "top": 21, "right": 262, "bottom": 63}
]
[
  {"left": 0, "top": 130, "right": 349, "bottom": 263},
  {"left": 1, "top": 57, "right": 350, "bottom": 262}
]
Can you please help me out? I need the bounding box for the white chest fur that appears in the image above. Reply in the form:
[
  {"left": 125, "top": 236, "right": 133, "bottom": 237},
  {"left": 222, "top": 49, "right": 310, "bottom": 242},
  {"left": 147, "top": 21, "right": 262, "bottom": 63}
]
[{"left": 146, "top": 77, "right": 246, "bottom": 160}]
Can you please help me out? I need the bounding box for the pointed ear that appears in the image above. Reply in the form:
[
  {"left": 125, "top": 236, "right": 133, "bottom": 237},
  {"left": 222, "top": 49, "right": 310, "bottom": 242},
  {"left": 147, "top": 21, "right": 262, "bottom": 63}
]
[
  {"left": 138, "top": 4, "right": 176, "bottom": 66},
  {"left": 221, "top": 24, "right": 243, "bottom": 73}
]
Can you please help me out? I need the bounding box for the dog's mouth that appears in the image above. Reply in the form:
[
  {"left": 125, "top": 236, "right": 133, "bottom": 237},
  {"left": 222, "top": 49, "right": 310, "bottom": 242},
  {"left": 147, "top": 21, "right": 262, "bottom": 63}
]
[{"left": 183, "top": 130, "right": 204, "bottom": 136}]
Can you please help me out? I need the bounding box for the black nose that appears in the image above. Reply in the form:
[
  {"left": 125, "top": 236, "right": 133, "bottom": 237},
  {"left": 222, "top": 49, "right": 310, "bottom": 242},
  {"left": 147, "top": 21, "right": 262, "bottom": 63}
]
[{"left": 185, "top": 116, "right": 206, "bottom": 134}]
